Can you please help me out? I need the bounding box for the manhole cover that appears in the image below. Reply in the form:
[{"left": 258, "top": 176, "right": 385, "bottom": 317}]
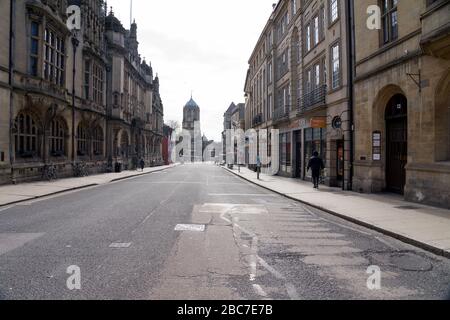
[
  {"left": 175, "top": 224, "right": 206, "bottom": 232},
  {"left": 389, "top": 252, "right": 433, "bottom": 271}
]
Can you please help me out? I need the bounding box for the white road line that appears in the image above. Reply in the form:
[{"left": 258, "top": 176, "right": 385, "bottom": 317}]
[
  {"left": 0, "top": 206, "right": 14, "bottom": 213},
  {"left": 375, "top": 236, "right": 399, "bottom": 250},
  {"left": 256, "top": 256, "right": 285, "bottom": 280},
  {"left": 249, "top": 236, "right": 259, "bottom": 282},
  {"left": 174, "top": 224, "right": 206, "bottom": 232},
  {"left": 220, "top": 211, "right": 232, "bottom": 224},
  {"left": 252, "top": 284, "right": 268, "bottom": 298},
  {"left": 109, "top": 242, "right": 132, "bottom": 248},
  {"left": 220, "top": 207, "right": 300, "bottom": 301},
  {"left": 285, "top": 284, "right": 301, "bottom": 300}
]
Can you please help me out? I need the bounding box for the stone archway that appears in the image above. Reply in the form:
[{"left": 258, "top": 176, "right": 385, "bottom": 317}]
[
  {"left": 385, "top": 94, "right": 408, "bottom": 194},
  {"left": 119, "top": 130, "right": 130, "bottom": 159},
  {"left": 435, "top": 69, "right": 450, "bottom": 162},
  {"left": 372, "top": 85, "right": 407, "bottom": 192}
]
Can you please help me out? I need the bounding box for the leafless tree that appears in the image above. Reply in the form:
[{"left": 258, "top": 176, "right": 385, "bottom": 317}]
[{"left": 165, "top": 120, "right": 180, "bottom": 132}]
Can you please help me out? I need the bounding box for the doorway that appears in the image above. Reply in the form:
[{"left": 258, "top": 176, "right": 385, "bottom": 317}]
[
  {"left": 385, "top": 94, "right": 408, "bottom": 194},
  {"left": 294, "top": 131, "right": 302, "bottom": 178},
  {"left": 336, "top": 140, "right": 344, "bottom": 185}
]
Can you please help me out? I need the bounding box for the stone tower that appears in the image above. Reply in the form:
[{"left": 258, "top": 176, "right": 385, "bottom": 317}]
[{"left": 182, "top": 96, "right": 202, "bottom": 162}]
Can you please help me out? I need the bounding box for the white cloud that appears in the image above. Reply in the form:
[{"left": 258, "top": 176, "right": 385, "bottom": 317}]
[{"left": 108, "top": 0, "right": 275, "bottom": 141}]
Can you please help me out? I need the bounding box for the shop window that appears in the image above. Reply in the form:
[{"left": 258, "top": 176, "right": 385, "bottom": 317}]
[
  {"left": 304, "top": 128, "right": 327, "bottom": 177},
  {"left": 280, "top": 133, "right": 292, "bottom": 170}
]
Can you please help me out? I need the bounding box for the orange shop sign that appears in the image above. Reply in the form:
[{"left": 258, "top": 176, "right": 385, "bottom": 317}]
[{"left": 310, "top": 117, "right": 327, "bottom": 129}]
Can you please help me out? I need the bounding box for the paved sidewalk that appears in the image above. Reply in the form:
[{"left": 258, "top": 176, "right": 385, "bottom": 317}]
[
  {"left": 0, "top": 164, "right": 177, "bottom": 207},
  {"left": 224, "top": 166, "right": 450, "bottom": 258}
]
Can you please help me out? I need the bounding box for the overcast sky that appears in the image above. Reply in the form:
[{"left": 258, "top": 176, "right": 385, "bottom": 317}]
[{"left": 107, "top": 0, "right": 276, "bottom": 141}]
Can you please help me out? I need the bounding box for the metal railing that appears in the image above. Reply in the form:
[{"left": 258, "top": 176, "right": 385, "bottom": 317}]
[
  {"left": 273, "top": 107, "right": 290, "bottom": 122},
  {"left": 252, "top": 113, "right": 264, "bottom": 127},
  {"left": 299, "top": 85, "right": 327, "bottom": 113}
]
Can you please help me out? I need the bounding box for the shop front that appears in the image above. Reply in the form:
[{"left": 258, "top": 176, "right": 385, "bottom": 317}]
[{"left": 304, "top": 127, "right": 327, "bottom": 181}]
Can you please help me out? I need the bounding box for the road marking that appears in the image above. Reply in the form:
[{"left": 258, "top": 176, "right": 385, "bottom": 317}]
[
  {"left": 219, "top": 205, "right": 301, "bottom": 301},
  {"left": 0, "top": 206, "right": 14, "bottom": 213},
  {"left": 249, "top": 236, "right": 259, "bottom": 282},
  {"left": 220, "top": 211, "right": 232, "bottom": 224},
  {"left": 0, "top": 233, "right": 45, "bottom": 256},
  {"left": 303, "top": 206, "right": 372, "bottom": 236},
  {"left": 252, "top": 284, "right": 268, "bottom": 298},
  {"left": 175, "top": 224, "right": 206, "bottom": 232},
  {"left": 375, "top": 236, "right": 399, "bottom": 250},
  {"left": 109, "top": 243, "right": 132, "bottom": 248}
]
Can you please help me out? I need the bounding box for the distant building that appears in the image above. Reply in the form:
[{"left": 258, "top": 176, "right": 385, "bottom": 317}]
[
  {"left": 162, "top": 125, "right": 174, "bottom": 165},
  {"left": 222, "top": 102, "right": 245, "bottom": 164},
  {"left": 181, "top": 97, "right": 202, "bottom": 162}
]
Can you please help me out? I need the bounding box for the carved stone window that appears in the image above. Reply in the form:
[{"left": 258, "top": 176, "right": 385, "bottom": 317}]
[
  {"left": 77, "top": 123, "right": 89, "bottom": 156},
  {"left": 15, "top": 113, "right": 40, "bottom": 158},
  {"left": 49, "top": 118, "right": 66, "bottom": 157},
  {"left": 43, "top": 27, "right": 65, "bottom": 86}
]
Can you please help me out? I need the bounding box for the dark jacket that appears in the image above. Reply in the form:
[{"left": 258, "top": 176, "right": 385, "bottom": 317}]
[{"left": 307, "top": 156, "right": 325, "bottom": 177}]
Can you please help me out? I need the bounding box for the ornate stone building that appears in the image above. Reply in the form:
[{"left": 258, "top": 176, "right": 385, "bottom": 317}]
[
  {"left": 353, "top": 0, "right": 450, "bottom": 208},
  {"left": 105, "top": 13, "right": 164, "bottom": 170},
  {"left": 0, "top": 0, "right": 11, "bottom": 182},
  {"left": 0, "top": 0, "right": 164, "bottom": 185}
]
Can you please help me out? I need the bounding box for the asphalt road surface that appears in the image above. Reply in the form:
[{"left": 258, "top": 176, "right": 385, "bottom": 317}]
[{"left": 0, "top": 164, "right": 449, "bottom": 300}]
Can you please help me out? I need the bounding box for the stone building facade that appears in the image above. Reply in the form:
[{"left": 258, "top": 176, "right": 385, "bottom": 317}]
[
  {"left": 353, "top": 0, "right": 450, "bottom": 208},
  {"left": 0, "top": 0, "right": 164, "bottom": 185},
  {"left": 105, "top": 13, "right": 164, "bottom": 170},
  {"left": 245, "top": 0, "right": 352, "bottom": 189}
]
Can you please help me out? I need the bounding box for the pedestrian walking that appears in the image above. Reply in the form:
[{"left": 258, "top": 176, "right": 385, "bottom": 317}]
[
  {"left": 256, "top": 155, "right": 262, "bottom": 180},
  {"left": 307, "top": 151, "right": 325, "bottom": 189},
  {"left": 140, "top": 158, "right": 145, "bottom": 172}
]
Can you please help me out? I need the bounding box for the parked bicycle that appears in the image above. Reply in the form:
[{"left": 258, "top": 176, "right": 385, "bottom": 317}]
[
  {"left": 42, "top": 164, "right": 58, "bottom": 181},
  {"left": 73, "top": 163, "right": 90, "bottom": 177}
]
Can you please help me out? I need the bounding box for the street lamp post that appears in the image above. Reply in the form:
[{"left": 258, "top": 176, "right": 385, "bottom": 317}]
[{"left": 71, "top": 31, "right": 79, "bottom": 165}]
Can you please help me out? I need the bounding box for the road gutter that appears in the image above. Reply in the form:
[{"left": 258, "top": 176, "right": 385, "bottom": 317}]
[{"left": 0, "top": 165, "right": 177, "bottom": 208}]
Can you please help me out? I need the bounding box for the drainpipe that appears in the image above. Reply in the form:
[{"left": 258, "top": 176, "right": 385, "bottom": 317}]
[
  {"left": 345, "top": 0, "right": 355, "bottom": 191},
  {"left": 9, "top": 0, "right": 16, "bottom": 178},
  {"left": 71, "top": 33, "right": 79, "bottom": 164}
]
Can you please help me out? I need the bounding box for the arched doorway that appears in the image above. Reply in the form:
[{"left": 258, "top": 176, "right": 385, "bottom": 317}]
[
  {"left": 435, "top": 69, "right": 450, "bottom": 162},
  {"left": 120, "top": 130, "right": 129, "bottom": 159},
  {"left": 385, "top": 94, "right": 408, "bottom": 194}
]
